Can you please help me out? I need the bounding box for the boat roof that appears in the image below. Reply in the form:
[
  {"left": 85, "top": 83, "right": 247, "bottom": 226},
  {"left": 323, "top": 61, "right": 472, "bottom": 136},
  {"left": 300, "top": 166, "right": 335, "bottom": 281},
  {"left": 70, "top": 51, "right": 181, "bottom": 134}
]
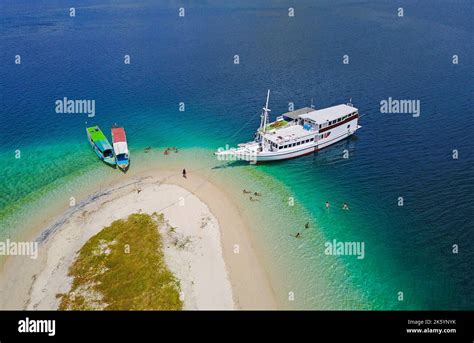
[
  {"left": 97, "top": 140, "right": 113, "bottom": 152},
  {"left": 299, "top": 104, "right": 358, "bottom": 124},
  {"left": 87, "top": 126, "right": 113, "bottom": 152},
  {"left": 113, "top": 141, "right": 129, "bottom": 155},
  {"left": 264, "top": 124, "right": 313, "bottom": 144},
  {"left": 112, "top": 127, "right": 126, "bottom": 143},
  {"left": 282, "top": 107, "right": 314, "bottom": 121},
  {"left": 87, "top": 126, "right": 107, "bottom": 141}
]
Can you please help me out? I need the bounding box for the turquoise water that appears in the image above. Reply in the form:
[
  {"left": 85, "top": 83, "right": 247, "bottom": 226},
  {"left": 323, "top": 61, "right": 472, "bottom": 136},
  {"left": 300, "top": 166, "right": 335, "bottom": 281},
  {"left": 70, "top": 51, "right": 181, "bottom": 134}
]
[{"left": 1, "top": 0, "right": 473, "bottom": 309}]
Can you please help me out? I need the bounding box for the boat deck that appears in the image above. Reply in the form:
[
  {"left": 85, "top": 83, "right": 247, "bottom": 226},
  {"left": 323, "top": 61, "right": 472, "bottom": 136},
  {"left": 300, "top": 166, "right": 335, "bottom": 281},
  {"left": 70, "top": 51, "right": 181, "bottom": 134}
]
[{"left": 264, "top": 124, "right": 314, "bottom": 144}]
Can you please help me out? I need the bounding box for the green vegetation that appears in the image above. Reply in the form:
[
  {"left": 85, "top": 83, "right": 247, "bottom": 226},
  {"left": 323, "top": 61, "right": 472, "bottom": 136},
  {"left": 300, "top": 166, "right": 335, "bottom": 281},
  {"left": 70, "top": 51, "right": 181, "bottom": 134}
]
[
  {"left": 266, "top": 120, "right": 288, "bottom": 131},
  {"left": 58, "top": 213, "right": 183, "bottom": 310}
]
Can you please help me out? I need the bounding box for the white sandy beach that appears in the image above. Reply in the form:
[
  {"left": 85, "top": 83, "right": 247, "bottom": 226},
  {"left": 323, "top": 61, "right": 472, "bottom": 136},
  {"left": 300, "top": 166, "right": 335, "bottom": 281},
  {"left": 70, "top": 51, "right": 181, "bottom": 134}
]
[{"left": 0, "top": 169, "right": 277, "bottom": 310}]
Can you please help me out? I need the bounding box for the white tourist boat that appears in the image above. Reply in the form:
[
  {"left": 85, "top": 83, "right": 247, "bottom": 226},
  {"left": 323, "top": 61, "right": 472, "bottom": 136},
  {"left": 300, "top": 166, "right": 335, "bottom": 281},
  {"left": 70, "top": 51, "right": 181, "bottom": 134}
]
[{"left": 215, "top": 90, "right": 361, "bottom": 162}]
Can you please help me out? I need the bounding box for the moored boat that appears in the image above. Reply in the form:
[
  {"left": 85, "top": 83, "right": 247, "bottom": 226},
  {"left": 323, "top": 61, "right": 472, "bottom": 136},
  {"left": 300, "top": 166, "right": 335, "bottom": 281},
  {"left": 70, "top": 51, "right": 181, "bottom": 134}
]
[
  {"left": 111, "top": 125, "right": 130, "bottom": 171},
  {"left": 86, "top": 126, "right": 116, "bottom": 166},
  {"left": 215, "top": 90, "right": 361, "bottom": 163}
]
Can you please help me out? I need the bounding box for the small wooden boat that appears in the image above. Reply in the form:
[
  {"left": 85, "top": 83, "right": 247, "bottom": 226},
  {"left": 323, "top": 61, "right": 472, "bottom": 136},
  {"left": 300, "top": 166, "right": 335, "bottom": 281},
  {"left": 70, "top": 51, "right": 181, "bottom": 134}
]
[
  {"left": 86, "top": 126, "right": 116, "bottom": 166},
  {"left": 111, "top": 125, "right": 130, "bottom": 171}
]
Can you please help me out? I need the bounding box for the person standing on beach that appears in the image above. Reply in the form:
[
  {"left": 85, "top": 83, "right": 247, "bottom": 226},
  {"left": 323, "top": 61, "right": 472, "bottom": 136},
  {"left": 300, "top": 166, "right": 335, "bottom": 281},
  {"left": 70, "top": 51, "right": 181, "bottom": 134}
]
[{"left": 182, "top": 169, "right": 187, "bottom": 178}]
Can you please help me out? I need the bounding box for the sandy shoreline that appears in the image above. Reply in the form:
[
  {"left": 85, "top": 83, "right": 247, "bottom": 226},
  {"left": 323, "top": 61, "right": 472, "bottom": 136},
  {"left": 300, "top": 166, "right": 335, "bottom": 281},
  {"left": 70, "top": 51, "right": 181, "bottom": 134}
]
[{"left": 0, "top": 169, "right": 277, "bottom": 310}]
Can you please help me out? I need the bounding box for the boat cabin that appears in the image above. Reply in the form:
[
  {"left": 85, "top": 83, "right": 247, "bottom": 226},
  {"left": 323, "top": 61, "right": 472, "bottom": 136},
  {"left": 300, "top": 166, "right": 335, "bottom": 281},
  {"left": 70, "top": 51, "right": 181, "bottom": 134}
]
[
  {"left": 299, "top": 104, "right": 358, "bottom": 131},
  {"left": 261, "top": 104, "right": 358, "bottom": 152}
]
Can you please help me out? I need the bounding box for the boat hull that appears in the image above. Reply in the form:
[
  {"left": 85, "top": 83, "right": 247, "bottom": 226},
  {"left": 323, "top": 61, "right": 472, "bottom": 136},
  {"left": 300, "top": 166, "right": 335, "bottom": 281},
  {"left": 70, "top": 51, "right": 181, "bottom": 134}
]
[
  {"left": 111, "top": 126, "right": 130, "bottom": 171},
  {"left": 86, "top": 127, "right": 116, "bottom": 166},
  {"left": 116, "top": 161, "right": 130, "bottom": 171},
  {"left": 217, "top": 123, "right": 361, "bottom": 162}
]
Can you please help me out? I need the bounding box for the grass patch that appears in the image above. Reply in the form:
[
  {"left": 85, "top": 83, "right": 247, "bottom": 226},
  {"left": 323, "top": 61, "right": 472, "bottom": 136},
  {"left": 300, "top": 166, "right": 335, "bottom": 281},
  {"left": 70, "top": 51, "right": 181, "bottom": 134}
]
[
  {"left": 58, "top": 213, "right": 183, "bottom": 310},
  {"left": 266, "top": 120, "right": 288, "bottom": 131}
]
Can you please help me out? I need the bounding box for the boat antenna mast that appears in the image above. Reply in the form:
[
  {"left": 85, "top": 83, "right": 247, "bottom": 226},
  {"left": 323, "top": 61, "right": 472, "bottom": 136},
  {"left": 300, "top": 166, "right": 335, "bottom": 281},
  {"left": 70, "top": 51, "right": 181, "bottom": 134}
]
[{"left": 260, "top": 89, "right": 271, "bottom": 133}]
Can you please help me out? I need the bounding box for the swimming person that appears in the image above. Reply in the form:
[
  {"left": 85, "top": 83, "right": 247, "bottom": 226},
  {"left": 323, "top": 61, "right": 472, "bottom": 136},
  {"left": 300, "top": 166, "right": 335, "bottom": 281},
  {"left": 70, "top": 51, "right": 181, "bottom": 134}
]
[
  {"left": 326, "top": 201, "right": 330, "bottom": 209},
  {"left": 342, "top": 202, "right": 349, "bottom": 210},
  {"left": 305, "top": 222, "right": 309, "bottom": 229}
]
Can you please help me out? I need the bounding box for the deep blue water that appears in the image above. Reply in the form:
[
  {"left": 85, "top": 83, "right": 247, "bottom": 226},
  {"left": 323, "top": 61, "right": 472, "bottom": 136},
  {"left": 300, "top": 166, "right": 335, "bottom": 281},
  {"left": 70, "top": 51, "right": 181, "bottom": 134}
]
[{"left": 0, "top": 0, "right": 473, "bottom": 309}]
